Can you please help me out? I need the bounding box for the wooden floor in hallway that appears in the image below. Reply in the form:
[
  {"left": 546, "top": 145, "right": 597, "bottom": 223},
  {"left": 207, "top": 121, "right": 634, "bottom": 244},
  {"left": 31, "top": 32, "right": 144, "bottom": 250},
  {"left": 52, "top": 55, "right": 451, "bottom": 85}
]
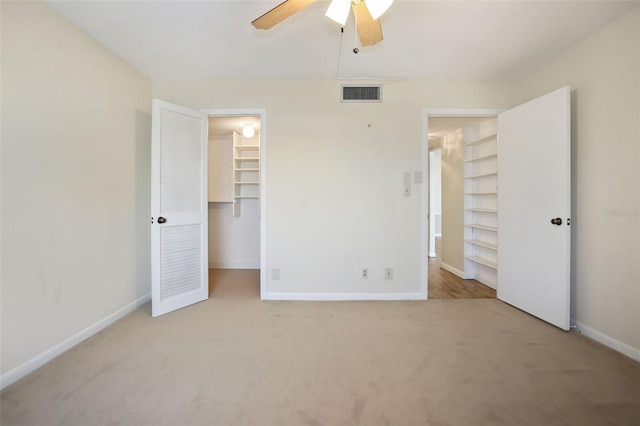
[{"left": 428, "top": 237, "right": 496, "bottom": 299}]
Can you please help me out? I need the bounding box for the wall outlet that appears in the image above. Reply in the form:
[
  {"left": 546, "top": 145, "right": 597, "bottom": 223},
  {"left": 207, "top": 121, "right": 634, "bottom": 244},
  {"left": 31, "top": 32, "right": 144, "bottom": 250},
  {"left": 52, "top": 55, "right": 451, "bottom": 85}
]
[
  {"left": 385, "top": 267, "right": 393, "bottom": 280},
  {"left": 361, "top": 268, "right": 369, "bottom": 279},
  {"left": 271, "top": 268, "right": 280, "bottom": 280},
  {"left": 403, "top": 183, "right": 411, "bottom": 196}
]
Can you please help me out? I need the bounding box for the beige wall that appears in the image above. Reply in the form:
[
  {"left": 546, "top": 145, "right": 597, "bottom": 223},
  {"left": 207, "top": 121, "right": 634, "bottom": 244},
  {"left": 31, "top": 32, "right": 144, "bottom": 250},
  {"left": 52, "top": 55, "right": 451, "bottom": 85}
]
[
  {"left": 440, "top": 129, "right": 465, "bottom": 273},
  {"left": 508, "top": 7, "right": 640, "bottom": 352},
  {"left": 153, "top": 80, "right": 510, "bottom": 297},
  {"left": 1, "top": 1, "right": 152, "bottom": 375}
]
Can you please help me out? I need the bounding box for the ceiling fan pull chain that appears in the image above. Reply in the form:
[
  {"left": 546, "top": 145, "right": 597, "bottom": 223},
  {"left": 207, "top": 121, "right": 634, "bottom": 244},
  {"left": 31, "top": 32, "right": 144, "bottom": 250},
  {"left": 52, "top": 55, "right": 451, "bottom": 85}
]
[
  {"left": 335, "top": 26, "right": 345, "bottom": 78},
  {"left": 353, "top": 4, "right": 360, "bottom": 54}
]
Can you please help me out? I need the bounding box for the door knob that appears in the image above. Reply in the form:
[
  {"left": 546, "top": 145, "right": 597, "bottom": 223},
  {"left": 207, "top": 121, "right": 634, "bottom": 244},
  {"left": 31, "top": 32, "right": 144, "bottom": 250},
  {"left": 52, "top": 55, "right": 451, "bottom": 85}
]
[
  {"left": 550, "top": 217, "right": 562, "bottom": 225},
  {"left": 157, "top": 217, "right": 167, "bottom": 224}
]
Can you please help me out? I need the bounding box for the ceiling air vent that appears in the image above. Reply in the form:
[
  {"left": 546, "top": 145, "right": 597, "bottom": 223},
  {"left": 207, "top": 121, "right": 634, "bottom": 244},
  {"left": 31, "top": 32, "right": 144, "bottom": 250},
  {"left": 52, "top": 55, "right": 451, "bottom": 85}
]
[{"left": 341, "top": 85, "right": 382, "bottom": 103}]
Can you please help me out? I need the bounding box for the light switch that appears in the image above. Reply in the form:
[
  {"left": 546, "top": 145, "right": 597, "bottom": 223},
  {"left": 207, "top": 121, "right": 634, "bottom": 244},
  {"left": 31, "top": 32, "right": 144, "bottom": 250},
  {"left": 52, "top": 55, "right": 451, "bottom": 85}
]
[
  {"left": 414, "top": 171, "right": 423, "bottom": 183},
  {"left": 403, "top": 172, "right": 411, "bottom": 184}
]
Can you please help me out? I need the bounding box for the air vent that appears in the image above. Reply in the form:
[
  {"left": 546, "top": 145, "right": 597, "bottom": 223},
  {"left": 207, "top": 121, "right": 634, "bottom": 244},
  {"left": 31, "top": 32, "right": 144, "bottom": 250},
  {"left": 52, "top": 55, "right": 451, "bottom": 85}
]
[{"left": 341, "top": 85, "right": 382, "bottom": 102}]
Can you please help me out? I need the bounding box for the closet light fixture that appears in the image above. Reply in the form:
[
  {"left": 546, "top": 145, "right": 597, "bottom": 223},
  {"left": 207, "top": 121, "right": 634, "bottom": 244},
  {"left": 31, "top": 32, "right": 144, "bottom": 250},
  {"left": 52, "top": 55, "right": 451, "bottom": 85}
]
[{"left": 242, "top": 123, "right": 255, "bottom": 138}]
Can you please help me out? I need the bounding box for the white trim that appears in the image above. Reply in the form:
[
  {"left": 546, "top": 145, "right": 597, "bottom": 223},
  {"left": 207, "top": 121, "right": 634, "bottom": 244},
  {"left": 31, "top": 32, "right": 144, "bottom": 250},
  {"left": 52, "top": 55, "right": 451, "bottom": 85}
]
[
  {"left": 421, "top": 108, "right": 430, "bottom": 300},
  {"left": 200, "top": 108, "right": 267, "bottom": 301},
  {"left": 0, "top": 293, "right": 151, "bottom": 391},
  {"left": 575, "top": 322, "right": 640, "bottom": 362},
  {"left": 424, "top": 108, "right": 504, "bottom": 117},
  {"left": 439, "top": 262, "right": 468, "bottom": 279},
  {"left": 209, "top": 262, "right": 260, "bottom": 269},
  {"left": 475, "top": 276, "right": 497, "bottom": 290},
  {"left": 265, "top": 292, "right": 427, "bottom": 301},
  {"left": 428, "top": 251, "right": 436, "bottom": 258}
]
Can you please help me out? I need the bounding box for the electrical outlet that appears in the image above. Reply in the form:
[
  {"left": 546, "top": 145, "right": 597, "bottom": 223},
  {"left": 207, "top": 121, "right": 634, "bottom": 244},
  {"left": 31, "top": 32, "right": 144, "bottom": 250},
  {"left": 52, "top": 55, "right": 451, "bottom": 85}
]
[
  {"left": 361, "top": 268, "right": 369, "bottom": 279},
  {"left": 403, "top": 183, "right": 411, "bottom": 196},
  {"left": 385, "top": 267, "right": 393, "bottom": 280},
  {"left": 271, "top": 268, "right": 280, "bottom": 280}
]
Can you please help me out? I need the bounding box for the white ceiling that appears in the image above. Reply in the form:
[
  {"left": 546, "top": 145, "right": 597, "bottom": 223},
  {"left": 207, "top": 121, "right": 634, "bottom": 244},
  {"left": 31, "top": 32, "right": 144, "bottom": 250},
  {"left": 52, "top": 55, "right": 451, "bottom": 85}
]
[{"left": 46, "top": 0, "right": 637, "bottom": 81}]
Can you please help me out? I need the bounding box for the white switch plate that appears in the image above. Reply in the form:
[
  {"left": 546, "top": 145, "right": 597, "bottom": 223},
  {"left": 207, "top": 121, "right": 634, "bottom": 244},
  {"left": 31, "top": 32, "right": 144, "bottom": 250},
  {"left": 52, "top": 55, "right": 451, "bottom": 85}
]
[
  {"left": 403, "top": 172, "right": 411, "bottom": 184},
  {"left": 414, "top": 171, "right": 422, "bottom": 183},
  {"left": 403, "top": 183, "right": 411, "bottom": 196},
  {"left": 271, "top": 268, "right": 280, "bottom": 280},
  {"left": 385, "top": 268, "right": 393, "bottom": 280}
]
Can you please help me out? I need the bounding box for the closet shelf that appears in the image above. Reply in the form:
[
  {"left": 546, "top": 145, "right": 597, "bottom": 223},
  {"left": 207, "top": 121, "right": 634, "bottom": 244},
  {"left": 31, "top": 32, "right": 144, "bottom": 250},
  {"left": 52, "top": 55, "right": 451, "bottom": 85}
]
[
  {"left": 465, "top": 192, "right": 497, "bottom": 196},
  {"left": 465, "top": 153, "right": 497, "bottom": 163},
  {"left": 463, "top": 121, "right": 498, "bottom": 288},
  {"left": 465, "top": 223, "right": 497, "bottom": 231},
  {"left": 465, "top": 256, "right": 497, "bottom": 269},
  {"left": 465, "top": 208, "right": 498, "bottom": 213},
  {"left": 232, "top": 131, "right": 261, "bottom": 217},
  {"left": 465, "top": 239, "right": 498, "bottom": 250},
  {"left": 465, "top": 133, "right": 497, "bottom": 147},
  {"left": 465, "top": 172, "right": 498, "bottom": 179}
]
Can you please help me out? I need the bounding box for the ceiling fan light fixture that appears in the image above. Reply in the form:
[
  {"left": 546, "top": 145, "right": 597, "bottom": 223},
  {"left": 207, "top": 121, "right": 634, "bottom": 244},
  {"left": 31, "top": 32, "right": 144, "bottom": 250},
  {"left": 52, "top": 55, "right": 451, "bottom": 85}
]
[
  {"left": 325, "top": 0, "right": 351, "bottom": 26},
  {"left": 366, "top": 0, "right": 393, "bottom": 20},
  {"left": 242, "top": 123, "right": 255, "bottom": 138}
]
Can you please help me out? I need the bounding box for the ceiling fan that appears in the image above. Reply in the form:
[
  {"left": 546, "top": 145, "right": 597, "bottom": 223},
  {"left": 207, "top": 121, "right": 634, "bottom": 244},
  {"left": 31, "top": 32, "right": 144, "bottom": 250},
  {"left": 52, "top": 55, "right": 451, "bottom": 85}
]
[{"left": 252, "top": 0, "right": 393, "bottom": 47}]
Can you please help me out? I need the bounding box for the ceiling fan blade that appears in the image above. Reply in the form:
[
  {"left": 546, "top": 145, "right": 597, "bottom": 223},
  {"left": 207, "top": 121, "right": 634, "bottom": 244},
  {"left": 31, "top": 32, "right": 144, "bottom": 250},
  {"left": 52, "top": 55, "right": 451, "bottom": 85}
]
[
  {"left": 352, "top": 1, "right": 383, "bottom": 46},
  {"left": 252, "top": 0, "right": 317, "bottom": 30}
]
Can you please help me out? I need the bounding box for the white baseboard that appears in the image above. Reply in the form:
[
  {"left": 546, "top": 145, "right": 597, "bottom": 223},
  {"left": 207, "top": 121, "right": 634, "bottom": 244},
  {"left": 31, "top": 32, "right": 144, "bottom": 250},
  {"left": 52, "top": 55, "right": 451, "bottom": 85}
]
[
  {"left": 475, "top": 276, "right": 497, "bottom": 290},
  {"left": 575, "top": 321, "right": 640, "bottom": 362},
  {"left": 0, "top": 292, "right": 151, "bottom": 391},
  {"left": 209, "top": 262, "right": 260, "bottom": 269},
  {"left": 439, "top": 262, "right": 470, "bottom": 279},
  {"left": 428, "top": 251, "right": 436, "bottom": 258},
  {"left": 265, "top": 292, "right": 427, "bottom": 301}
]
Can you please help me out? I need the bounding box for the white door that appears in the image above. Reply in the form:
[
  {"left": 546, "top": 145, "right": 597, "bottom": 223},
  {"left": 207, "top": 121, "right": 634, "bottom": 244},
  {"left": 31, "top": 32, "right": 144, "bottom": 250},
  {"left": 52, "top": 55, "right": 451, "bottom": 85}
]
[
  {"left": 497, "top": 87, "right": 571, "bottom": 330},
  {"left": 151, "top": 99, "right": 208, "bottom": 317}
]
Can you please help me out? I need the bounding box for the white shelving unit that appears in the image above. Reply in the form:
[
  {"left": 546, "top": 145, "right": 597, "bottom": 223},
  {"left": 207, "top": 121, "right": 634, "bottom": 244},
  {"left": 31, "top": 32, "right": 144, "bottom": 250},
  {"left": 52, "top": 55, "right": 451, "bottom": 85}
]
[
  {"left": 463, "top": 125, "right": 498, "bottom": 289},
  {"left": 232, "top": 131, "right": 260, "bottom": 217}
]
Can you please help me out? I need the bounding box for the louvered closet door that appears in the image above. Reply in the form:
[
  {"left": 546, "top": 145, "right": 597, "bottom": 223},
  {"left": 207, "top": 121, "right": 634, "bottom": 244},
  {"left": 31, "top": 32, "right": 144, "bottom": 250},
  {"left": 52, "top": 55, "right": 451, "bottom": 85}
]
[{"left": 151, "top": 100, "right": 208, "bottom": 317}]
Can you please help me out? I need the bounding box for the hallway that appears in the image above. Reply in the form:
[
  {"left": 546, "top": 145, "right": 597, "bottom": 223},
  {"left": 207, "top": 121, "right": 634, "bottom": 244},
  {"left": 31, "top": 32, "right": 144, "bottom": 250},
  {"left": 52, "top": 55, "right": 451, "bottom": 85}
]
[{"left": 428, "top": 237, "right": 496, "bottom": 299}]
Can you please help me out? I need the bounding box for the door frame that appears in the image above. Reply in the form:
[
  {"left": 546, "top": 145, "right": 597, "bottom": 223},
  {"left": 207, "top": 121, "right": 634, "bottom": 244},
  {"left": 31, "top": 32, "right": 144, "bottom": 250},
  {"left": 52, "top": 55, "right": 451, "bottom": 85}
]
[
  {"left": 422, "top": 109, "right": 504, "bottom": 298},
  {"left": 202, "top": 108, "right": 267, "bottom": 299}
]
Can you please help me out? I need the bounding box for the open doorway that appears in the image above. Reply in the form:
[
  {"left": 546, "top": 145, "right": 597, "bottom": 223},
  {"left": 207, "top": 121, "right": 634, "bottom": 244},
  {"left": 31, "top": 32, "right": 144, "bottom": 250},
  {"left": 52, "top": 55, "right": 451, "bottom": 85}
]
[
  {"left": 206, "top": 113, "right": 264, "bottom": 299},
  {"left": 426, "top": 114, "right": 498, "bottom": 299}
]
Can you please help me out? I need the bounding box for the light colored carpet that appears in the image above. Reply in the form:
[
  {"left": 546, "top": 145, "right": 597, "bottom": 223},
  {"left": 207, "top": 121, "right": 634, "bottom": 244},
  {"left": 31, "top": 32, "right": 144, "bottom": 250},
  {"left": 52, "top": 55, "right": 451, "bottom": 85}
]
[{"left": 1, "top": 270, "right": 638, "bottom": 426}]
